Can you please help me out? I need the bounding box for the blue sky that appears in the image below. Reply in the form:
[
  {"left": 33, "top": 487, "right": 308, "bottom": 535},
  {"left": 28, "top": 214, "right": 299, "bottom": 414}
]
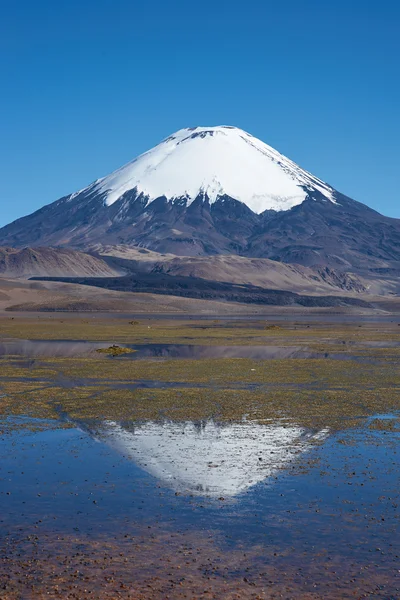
[{"left": 0, "top": 0, "right": 399, "bottom": 227}]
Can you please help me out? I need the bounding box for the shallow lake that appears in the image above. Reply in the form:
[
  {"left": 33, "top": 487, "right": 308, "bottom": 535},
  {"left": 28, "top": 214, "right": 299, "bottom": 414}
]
[
  {"left": 1, "top": 315, "right": 399, "bottom": 598},
  {"left": 1, "top": 413, "right": 399, "bottom": 598}
]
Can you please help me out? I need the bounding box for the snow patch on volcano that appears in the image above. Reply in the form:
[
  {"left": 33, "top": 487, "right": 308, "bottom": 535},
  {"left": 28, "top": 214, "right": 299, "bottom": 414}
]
[{"left": 90, "top": 126, "right": 335, "bottom": 214}]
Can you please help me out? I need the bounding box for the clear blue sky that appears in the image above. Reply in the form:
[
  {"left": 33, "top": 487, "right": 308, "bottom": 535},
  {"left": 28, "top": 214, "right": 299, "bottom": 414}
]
[{"left": 1, "top": 0, "right": 399, "bottom": 227}]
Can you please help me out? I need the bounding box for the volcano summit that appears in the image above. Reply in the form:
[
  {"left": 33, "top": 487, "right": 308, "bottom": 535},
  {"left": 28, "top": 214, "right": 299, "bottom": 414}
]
[
  {"left": 78, "top": 126, "right": 336, "bottom": 213},
  {"left": 0, "top": 126, "right": 399, "bottom": 272}
]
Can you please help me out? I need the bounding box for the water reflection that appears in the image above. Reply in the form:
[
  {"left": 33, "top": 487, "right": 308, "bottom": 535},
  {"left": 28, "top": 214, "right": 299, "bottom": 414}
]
[
  {"left": 0, "top": 339, "right": 379, "bottom": 361},
  {"left": 0, "top": 340, "right": 312, "bottom": 359},
  {"left": 93, "top": 420, "right": 329, "bottom": 498},
  {"left": 0, "top": 340, "right": 111, "bottom": 357},
  {"left": 127, "top": 344, "right": 311, "bottom": 360}
]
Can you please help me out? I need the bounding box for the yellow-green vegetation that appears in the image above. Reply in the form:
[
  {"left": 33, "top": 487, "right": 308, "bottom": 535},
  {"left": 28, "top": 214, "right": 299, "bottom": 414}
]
[
  {"left": 96, "top": 345, "right": 136, "bottom": 356},
  {"left": 0, "top": 363, "right": 59, "bottom": 380},
  {"left": 1, "top": 316, "right": 400, "bottom": 346},
  {"left": 1, "top": 373, "right": 399, "bottom": 432},
  {"left": 0, "top": 316, "right": 399, "bottom": 433},
  {"left": 53, "top": 387, "right": 400, "bottom": 430},
  {"left": 0, "top": 317, "right": 273, "bottom": 343}
]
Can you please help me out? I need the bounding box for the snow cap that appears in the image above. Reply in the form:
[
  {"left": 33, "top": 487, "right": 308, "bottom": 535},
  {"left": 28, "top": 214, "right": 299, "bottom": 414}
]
[{"left": 91, "top": 126, "right": 335, "bottom": 213}]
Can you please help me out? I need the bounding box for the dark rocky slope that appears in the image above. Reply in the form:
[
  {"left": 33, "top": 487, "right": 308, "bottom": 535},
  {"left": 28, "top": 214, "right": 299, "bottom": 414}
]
[
  {"left": 31, "top": 272, "right": 371, "bottom": 309},
  {"left": 0, "top": 191, "right": 399, "bottom": 275}
]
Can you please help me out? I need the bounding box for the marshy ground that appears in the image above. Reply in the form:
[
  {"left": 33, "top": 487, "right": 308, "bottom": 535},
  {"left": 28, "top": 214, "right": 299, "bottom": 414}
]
[{"left": 0, "top": 314, "right": 399, "bottom": 598}]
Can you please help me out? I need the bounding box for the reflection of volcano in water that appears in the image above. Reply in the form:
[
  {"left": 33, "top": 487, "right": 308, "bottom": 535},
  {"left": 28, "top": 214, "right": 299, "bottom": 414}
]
[{"left": 96, "top": 420, "right": 328, "bottom": 498}]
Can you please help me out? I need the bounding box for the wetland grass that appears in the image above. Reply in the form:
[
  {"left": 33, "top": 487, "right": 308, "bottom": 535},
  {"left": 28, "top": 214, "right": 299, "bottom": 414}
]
[{"left": 0, "top": 317, "right": 399, "bottom": 433}]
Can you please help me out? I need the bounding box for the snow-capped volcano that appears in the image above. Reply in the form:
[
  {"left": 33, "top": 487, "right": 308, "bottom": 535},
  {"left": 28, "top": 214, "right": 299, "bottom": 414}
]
[
  {"left": 0, "top": 125, "right": 399, "bottom": 271},
  {"left": 87, "top": 125, "right": 335, "bottom": 213}
]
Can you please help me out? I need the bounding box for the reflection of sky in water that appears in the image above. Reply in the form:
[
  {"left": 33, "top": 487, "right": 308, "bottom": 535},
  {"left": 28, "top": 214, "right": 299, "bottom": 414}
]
[
  {"left": 125, "top": 344, "right": 313, "bottom": 360},
  {"left": 0, "top": 339, "right": 110, "bottom": 357},
  {"left": 2, "top": 339, "right": 396, "bottom": 361},
  {"left": 0, "top": 340, "right": 312, "bottom": 359},
  {"left": 0, "top": 416, "right": 399, "bottom": 570},
  {"left": 94, "top": 420, "right": 329, "bottom": 497}
]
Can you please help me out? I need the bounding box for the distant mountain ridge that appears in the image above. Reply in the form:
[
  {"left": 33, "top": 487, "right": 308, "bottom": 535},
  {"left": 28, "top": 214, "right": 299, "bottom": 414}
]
[
  {"left": 0, "top": 247, "right": 119, "bottom": 278},
  {"left": 0, "top": 126, "right": 399, "bottom": 274}
]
